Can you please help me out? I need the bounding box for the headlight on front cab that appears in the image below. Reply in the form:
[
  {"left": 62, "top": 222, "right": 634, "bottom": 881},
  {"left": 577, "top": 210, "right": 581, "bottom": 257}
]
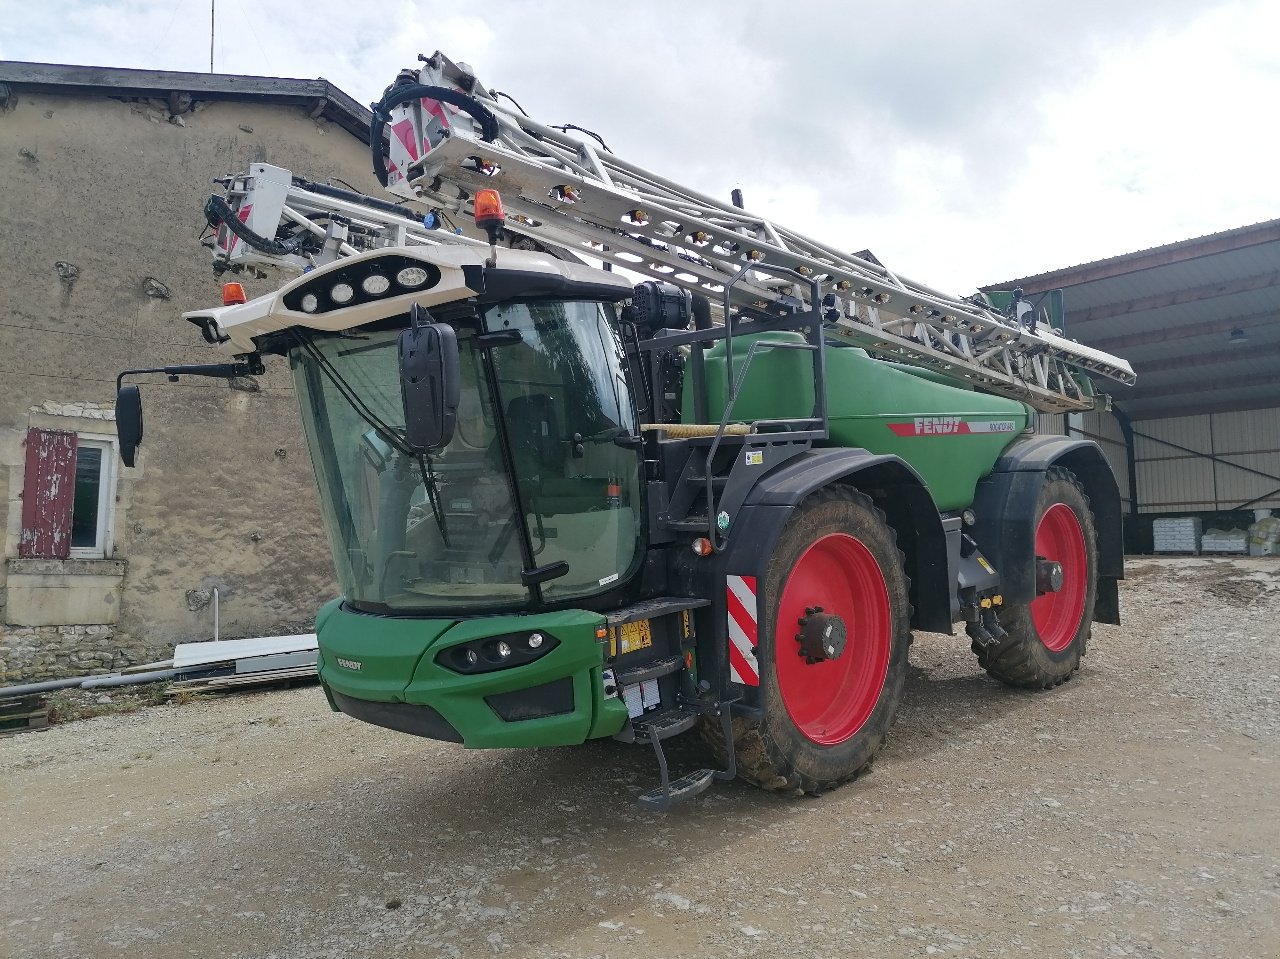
[
  {"left": 396, "top": 266, "right": 430, "bottom": 288},
  {"left": 436, "top": 632, "right": 560, "bottom": 675},
  {"left": 361, "top": 273, "right": 391, "bottom": 296}
]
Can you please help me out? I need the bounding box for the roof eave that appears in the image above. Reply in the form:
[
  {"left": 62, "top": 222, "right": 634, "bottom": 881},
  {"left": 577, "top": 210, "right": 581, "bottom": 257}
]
[
  {"left": 0, "top": 61, "right": 372, "bottom": 141},
  {"left": 983, "top": 218, "right": 1280, "bottom": 295}
]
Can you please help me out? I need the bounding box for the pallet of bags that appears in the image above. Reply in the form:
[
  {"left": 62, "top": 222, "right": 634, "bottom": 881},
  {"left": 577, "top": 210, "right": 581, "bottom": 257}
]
[
  {"left": 1248, "top": 510, "right": 1280, "bottom": 557},
  {"left": 1201, "top": 527, "right": 1249, "bottom": 554},
  {"left": 1153, "top": 517, "right": 1202, "bottom": 554}
]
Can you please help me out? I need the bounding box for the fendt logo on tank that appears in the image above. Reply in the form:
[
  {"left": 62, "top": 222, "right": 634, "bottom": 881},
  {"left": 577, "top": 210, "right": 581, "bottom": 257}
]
[{"left": 887, "top": 418, "right": 1018, "bottom": 437}]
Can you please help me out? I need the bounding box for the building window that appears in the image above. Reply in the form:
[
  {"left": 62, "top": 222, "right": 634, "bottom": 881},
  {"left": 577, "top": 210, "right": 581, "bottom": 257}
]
[
  {"left": 70, "top": 438, "right": 116, "bottom": 558},
  {"left": 18, "top": 429, "right": 117, "bottom": 560}
]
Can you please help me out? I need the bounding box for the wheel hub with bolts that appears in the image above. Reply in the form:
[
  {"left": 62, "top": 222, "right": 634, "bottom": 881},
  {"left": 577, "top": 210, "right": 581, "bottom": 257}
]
[
  {"left": 796, "top": 606, "right": 848, "bottom": 664},
  {"left": 1036, "top": 556, "right": 1064, "bottom": 595}
]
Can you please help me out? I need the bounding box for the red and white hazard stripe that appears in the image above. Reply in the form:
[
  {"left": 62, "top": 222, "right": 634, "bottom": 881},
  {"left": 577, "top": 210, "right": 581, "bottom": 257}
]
[{"left": 726, "top": 574, "right": 760, "bottom": 686}]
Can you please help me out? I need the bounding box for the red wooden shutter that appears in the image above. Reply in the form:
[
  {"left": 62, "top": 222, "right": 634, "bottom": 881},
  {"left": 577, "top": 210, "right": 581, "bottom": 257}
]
[{"left": 18, "top": 429, "right": 79, "bottom": 559}]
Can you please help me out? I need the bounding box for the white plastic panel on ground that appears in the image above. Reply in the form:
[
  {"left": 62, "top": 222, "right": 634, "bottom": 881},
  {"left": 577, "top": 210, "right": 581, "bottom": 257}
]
[{"left": 173, "top": 634, "right": 318, "bottom": 669}]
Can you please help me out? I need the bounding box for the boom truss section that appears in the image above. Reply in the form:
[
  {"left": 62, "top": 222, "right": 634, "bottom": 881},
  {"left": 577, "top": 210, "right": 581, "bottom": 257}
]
[
  {"left": 206, "top": 51, "right": 1134, "bottom": 413},
  {"left": 376, "top": 53, "right": 1132, "bottom": 413}
]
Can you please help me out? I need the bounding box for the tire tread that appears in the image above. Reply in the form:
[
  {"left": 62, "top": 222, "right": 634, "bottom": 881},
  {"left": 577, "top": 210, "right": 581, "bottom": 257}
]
[
  {"left": 702, "top": 485, "right": 912, "bottom": 794},
  {"left": 975, "top": 466, "right": 1096, "bottom": 690}
]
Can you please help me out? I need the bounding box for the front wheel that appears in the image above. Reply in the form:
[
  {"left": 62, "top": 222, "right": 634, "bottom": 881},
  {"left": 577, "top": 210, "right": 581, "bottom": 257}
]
[
  {"left": 709, "top": 486, "right": 912, "bottom": 794},
  {"left": 976, "top": 466, "right": 1098, "bottom": 689}
]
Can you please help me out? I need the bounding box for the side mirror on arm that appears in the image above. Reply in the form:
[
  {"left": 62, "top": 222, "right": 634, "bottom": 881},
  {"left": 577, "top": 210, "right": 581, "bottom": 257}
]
[
  {"left": 398, "top": 313, "right": 460, "bottom": 453},
  {"left": 116, "top": 384, "right": 144, "bottom": 467},
  {"left": 113, "top": 357, "right": 264, "bottom": 467}
]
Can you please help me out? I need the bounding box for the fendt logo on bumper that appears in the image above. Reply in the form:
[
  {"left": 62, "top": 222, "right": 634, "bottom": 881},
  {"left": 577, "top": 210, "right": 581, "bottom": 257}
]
[
  {"left": 336, "top": 657, "right": 363, "bottom": 671},
  {"left": 887, "top": 418, "right": 1018, "bottom": 437}
]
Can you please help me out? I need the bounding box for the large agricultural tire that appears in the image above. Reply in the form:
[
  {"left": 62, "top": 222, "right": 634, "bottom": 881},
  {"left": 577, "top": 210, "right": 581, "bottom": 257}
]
[
  {"left": 705, "top": 486, "right": 912, "bottom": 794},
  {"left": 975, "top": 466, "right": 1098, "bottom": 689}
]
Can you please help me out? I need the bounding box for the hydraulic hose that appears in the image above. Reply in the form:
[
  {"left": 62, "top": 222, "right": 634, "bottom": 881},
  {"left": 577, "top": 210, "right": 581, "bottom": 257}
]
[
  {"left": 204, "top": 194, "right": 309, "bottom": 258},
  {"left": 293, "top": 178, "right": 418, "bottom": 220},
  {"left": 369, "top": 83, "right": 501, "bottom": 187}
]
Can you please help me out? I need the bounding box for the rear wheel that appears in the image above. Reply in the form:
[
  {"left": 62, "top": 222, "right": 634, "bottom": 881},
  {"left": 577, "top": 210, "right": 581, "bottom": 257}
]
[
  {"left": 976, "top": 467, "right": 1098, "bottom": 689},
  {"left": 710, "top": 486, "right": 912, "bottom": 794}
]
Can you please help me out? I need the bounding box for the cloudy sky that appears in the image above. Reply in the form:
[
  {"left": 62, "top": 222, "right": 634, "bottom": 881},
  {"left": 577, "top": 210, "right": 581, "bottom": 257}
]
[{"left": 2, "top": 0, "right": 1276, "bottom": 293}]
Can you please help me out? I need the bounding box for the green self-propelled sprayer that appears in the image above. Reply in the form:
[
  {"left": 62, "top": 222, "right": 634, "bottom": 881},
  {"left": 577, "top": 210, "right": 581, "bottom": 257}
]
[{"left": 117, "top": 50, "right": 1134, "bottom": 809}]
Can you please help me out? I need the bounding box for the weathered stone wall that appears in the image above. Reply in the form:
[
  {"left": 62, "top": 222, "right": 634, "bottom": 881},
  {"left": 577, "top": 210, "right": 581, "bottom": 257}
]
[
  {"left": 0, "top": 88, "right": 382, "bottom": 681},
  {"left": 0, "top": 624, "right": 131, "bottom": 681}
]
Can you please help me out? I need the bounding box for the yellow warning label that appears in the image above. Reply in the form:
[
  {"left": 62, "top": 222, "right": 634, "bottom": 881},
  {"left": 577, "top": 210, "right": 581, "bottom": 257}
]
[
  {"left": 618, "top": 619, "right": 653, "bottom": 655},
  {"left": 978, "top": 557, "right": 994, "bottom": 574},
  {"left": 745, "top": 450, "right": 764, "bottom": 466}
]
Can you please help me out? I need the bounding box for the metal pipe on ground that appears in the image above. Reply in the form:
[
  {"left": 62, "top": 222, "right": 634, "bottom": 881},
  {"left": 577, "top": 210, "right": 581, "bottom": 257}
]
[
  {"left": 78, "top": 669, "right": 183, "bottom": 689},
  {"left": 0, "top": 676, "right": 91, "bottom": 698},
  {"left": 1, "top": 667, "right": 188, "bottom": 698}
]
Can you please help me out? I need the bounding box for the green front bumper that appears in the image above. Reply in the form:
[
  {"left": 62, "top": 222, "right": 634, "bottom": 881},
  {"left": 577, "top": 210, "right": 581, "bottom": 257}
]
[{"left": 314, "top": 599, "right": 629, "bottom": 748}]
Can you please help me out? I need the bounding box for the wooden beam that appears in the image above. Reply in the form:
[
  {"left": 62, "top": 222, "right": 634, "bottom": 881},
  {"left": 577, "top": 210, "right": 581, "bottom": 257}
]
[
  {"left": 1073, "top": 271, "right": 1280, "bottom": 325},
  {"left": 1120, "top": 377, "right": 1280, "bottom": 402},
  {"left": 1124, "top": 393, "right": 1280, "bottom": 420},
  {"left": 1136, "top": 342, "right": 1280, "bottom": 374},
  {"left": 984, "top": 220, "right": 1280, "bottom": 295},
  {"left": 1087, "top": 308, "right": 1278, "bottom": 351}
]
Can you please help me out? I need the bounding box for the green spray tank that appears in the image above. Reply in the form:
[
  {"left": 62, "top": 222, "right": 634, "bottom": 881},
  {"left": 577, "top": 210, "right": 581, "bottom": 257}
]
[{"left": 684, "top": 330, "right": 1034, "bottom": 511}]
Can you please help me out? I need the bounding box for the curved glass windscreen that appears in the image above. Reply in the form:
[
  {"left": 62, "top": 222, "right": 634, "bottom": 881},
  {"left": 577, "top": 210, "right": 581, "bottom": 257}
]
[{"left": 290, "top": 300, "right": 642, "bottom": 612}]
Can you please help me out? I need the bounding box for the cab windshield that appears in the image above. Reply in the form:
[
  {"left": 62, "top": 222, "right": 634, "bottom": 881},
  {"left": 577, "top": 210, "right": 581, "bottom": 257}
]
[{"left": 290, "top": 299, "right": 643, "bottom": 612}]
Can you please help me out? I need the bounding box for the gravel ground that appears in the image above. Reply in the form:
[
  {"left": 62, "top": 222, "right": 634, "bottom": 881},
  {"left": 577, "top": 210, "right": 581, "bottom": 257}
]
[{"left": 2, "top": 556, "right": 1277, "bottom": 959}]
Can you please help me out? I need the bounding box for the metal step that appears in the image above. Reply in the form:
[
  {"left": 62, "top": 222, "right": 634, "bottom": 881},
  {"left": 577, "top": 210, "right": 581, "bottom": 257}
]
[
  {"left": 615, "top": 655, "right": 685, "bottom": 687},
  {"left": 604, "top": 596, "right": 709, "bottom": 627},
  {"left": 663, "top": 515, "right": 709, "bottom": 534},
  {"left": 632, "top": 707, "right": 700, "bottom": 743},
  {"left": 638, "top": 768, "right": 716, "bottom": 811},
  {"left": 633, "top": 705, "right": 737, "bottom": 811}
]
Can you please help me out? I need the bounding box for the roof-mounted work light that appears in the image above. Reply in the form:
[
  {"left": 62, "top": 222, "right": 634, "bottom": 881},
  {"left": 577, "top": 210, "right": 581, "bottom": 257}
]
[{"left": 474, "top": 188, "right": 505, "bottom": 267}]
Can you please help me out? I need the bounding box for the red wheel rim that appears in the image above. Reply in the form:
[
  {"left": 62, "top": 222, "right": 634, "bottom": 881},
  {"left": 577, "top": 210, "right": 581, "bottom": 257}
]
[
  {"left": 775, "top": 533, "right": 892, "bottom": 746},
  {"left": 1031, "top": 503, "right": 1087, "bottom": 652}
]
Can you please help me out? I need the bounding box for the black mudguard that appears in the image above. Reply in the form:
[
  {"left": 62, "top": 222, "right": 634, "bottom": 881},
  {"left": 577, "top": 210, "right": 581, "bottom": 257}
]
[
  {"left": 721, "top": 448, "right": 952, "bottom": 634},
  {"left": 970, "top": 436, "right": 1123, "bottom": 625}
]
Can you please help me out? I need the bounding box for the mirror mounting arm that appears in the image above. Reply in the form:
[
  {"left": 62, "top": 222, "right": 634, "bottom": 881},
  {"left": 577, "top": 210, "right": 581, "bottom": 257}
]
[
  {"left": 115, "top": 355, "right": 265, "bottom": 392},
  {"left": 114, "top": 354, "right": 265, "bottom": 468}
]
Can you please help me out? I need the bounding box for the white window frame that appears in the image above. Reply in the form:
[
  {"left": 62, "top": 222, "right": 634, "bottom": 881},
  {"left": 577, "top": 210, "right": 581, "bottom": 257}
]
[{"left": 68, "top": 433, "right": 118, "bottom": 560}]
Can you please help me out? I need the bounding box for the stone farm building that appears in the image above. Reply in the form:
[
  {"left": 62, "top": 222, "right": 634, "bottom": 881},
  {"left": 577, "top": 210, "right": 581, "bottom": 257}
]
[{"left": 0, "top": 63, "right": 384, "bottom": 681}]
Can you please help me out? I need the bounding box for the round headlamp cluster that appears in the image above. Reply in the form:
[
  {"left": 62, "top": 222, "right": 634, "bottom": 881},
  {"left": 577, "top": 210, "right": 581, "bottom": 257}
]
[
  {"left": 396, "top": 266, "right": 431, "bottom": 288},
  {"left": 361, "top": 273, "right": 391, "bottom": 296},
  {"left": 437, "top": 631, "right": 559, "bottom": 674},
  {"left": 295, "top": 260, "right": 436, "bottom": 314}
]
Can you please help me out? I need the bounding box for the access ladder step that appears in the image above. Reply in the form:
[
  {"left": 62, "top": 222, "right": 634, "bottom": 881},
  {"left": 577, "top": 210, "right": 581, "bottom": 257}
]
[
  {"left": 662, "top": 515, "right": 709, "bottom": 534},
  {"left": 632, "top": 708, "right": 700, "bottom": 742},
  {"left": 614, "top": 655, "right": 685, "bottom": 687},
  {"left": 637, "top": 768, "right": 716, "bottom": 811}
]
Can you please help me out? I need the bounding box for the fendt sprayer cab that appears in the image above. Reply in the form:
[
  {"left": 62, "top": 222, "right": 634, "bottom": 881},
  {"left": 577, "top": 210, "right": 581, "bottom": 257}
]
[{"left": 115, "top": 50, "right": 1133, "bottom": 810}]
